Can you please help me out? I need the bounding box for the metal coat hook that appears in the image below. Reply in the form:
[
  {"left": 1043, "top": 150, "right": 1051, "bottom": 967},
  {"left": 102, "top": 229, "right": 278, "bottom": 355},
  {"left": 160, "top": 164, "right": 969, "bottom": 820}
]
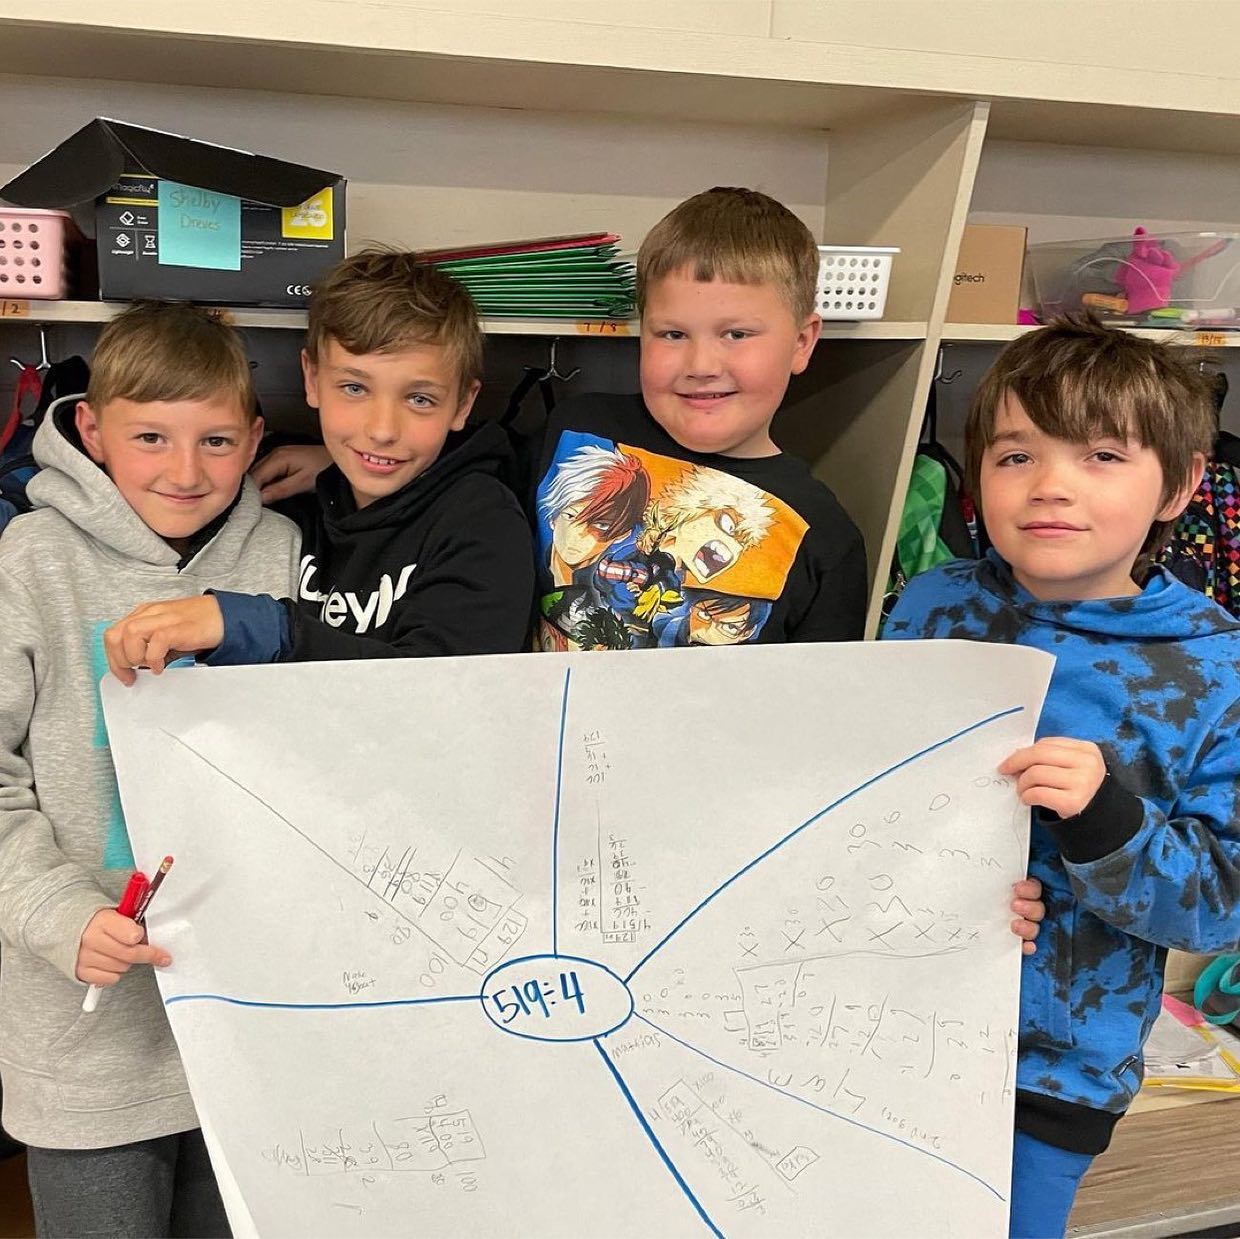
[
  {"left": 933, "top": 347, "right": 962, "bottom": 385},
  {"left": 543, "top": 338, "right": 580, "bottom": 383},
  {"left": 9, "top": 325, "right": 52, "bottom": 372}
]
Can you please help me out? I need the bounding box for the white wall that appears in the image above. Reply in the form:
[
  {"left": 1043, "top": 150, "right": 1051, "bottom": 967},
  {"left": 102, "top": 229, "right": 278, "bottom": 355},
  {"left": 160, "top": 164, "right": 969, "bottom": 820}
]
[
  {"left": 0, "top": 73, "right": 830, "bottom": 251},
  {"left": 970, "top": 139, "right": 1240, "bottom": 242},
  {"left": 773, "top": 0, "right": 1240, "bottom": 84}
]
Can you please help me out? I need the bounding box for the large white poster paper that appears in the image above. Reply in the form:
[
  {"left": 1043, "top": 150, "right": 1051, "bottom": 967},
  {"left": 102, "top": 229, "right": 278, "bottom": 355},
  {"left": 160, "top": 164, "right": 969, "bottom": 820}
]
[{"left": 102, "top": 640, "right": 1052, "bottom": 1238}]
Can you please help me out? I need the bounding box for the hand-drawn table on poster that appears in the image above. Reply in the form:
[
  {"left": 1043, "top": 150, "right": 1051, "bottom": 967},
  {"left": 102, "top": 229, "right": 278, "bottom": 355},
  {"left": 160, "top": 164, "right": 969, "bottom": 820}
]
[{"left": 102, "top": 640, "right": 1052, "bottom": 1239}]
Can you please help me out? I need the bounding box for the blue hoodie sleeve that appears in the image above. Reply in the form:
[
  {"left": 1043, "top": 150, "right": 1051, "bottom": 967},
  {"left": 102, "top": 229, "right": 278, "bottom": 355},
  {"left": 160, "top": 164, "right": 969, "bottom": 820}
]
[
  {"left": 1052, "top": 699, "right": 1240, "bottom": 952},
  {"left": 200, "top": 590, "right": 291, "bottom": 665}
]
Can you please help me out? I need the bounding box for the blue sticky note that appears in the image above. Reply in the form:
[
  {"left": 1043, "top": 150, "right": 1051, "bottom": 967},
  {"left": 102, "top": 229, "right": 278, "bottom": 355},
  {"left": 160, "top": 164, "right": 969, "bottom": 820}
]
[{"left": 157, "top": 179, "right": 241, "bottom": 271}]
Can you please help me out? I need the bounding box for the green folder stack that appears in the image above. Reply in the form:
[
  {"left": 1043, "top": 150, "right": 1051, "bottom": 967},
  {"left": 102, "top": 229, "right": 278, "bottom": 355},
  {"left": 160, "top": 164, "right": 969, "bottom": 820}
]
[{"left": 419, "top": 233, "right": 635, "bottom": 320}]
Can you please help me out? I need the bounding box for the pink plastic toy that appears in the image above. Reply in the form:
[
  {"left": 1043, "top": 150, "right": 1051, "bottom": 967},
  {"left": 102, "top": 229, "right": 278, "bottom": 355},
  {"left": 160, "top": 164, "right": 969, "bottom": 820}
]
[{"left": 1117, "top": 227, "right": 1180, "bottom": 315}]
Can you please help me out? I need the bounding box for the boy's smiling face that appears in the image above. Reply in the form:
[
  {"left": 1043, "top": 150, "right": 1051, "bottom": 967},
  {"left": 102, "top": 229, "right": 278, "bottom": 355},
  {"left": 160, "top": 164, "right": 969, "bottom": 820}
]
[
  {"left": 980, "top": 394, "right": 1201, "bottom": 601},
  {"left": 639, "top": 268, "right": 819, "bottom": 459},
  {"left": 76, "top": 394, "right": 262, "bottom": 547},
  {"left": 304, "top": 338, "right": 479, "bottom": 509}
]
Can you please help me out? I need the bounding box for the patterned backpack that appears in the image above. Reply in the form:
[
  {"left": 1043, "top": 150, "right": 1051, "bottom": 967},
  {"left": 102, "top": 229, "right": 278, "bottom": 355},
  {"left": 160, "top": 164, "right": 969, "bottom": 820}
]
[{"left": 1159, "top": 429, "right": 1240, "bottom": 618}]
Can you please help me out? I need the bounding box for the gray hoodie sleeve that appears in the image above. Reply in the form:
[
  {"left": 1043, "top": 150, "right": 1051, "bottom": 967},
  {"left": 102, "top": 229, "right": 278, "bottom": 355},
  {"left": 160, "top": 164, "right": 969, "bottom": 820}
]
[{"left": 0, "top": 566, "right": 111, "bottom": 980}]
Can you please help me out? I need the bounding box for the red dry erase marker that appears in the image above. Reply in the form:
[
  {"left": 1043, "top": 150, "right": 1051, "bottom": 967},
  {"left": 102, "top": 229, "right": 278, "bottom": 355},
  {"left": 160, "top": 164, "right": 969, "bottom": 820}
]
[
  {"left": 82, "top": 869, "right": 152, "bottom": 1014},
  {"left": 116, "top": 871, "right": 149, "bottom": 920}
]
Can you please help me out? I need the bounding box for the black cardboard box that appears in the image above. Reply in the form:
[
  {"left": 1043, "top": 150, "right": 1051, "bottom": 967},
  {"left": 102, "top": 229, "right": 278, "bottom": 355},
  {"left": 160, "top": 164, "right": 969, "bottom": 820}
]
[{"left": 0, "top": 119, "right": 346, "bottom": 308}]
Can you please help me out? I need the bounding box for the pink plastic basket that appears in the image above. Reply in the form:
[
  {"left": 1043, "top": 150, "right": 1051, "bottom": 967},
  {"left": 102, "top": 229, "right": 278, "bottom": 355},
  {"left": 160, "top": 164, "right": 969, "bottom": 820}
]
[{"left": 0, "top": 208, "right": 73, "bottom": 299}]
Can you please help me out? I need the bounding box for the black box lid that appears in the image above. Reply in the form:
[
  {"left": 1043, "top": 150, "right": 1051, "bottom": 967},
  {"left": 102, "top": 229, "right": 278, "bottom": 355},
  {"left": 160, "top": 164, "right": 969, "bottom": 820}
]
[{"left": 1, "top": 118, "right": 341, "bottom": 211}]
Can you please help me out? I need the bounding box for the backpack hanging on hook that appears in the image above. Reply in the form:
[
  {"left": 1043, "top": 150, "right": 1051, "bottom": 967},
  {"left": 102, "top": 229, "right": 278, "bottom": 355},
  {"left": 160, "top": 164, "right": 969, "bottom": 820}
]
[
  {"left": 0, "top": 353, "right": 91, "bottom": 537},
  {"left": 500, "top": 338, "right": 581, "bottom": 433},
  {"left": 1159, "top": 373, "right": 1240, "bottom": 617},
  {"left": 498, "top": 337, "right": 582, "bottom": 489},
  {"left": 881, "top": 362, "right": 980, "bottom": 624}
]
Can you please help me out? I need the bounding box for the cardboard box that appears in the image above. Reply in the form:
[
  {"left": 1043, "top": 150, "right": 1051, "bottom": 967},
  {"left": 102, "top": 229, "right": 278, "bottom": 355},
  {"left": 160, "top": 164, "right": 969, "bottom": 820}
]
[
  {"left": 0, "top": 119, "right": 345, "bottom": 308},
  {"left": 946, "top": 224, "right": 1027, "bottom": 324}
]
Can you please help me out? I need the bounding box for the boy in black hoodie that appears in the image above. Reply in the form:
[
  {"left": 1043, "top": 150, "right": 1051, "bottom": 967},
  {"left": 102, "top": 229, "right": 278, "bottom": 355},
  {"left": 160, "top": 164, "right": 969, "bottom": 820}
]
[{"left": 104, "top": 250, "right": 534, "bottom": 673}]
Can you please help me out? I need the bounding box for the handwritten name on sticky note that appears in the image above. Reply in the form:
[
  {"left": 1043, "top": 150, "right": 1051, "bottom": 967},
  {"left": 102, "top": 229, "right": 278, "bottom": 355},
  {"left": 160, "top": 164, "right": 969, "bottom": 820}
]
[{"left": 157, "top": 180, "right": 241, "bottom": 271}]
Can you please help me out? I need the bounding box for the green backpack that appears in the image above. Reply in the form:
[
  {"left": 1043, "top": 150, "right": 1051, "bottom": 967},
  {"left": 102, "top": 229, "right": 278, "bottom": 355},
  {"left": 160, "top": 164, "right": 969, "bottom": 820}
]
[{"left": 882, "top": 397, "right": 979, "bottom": 625}]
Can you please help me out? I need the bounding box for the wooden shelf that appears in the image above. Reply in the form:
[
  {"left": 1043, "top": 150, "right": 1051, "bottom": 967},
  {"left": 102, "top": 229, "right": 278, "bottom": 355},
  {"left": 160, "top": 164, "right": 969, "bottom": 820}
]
[
  {"left": 822, "top": 321, "right": 928, "bottom": 341},
  {"left": 2, "top": 301, "right": 625, "bottom": 336},
  {"left": 1, "top": 301, "right": 927, "bottom": 342},
  {"left": 1069, "top": 1093, "right": 1240, "bottom": 1237},
  {"left": 1, "top": 300, "right": 307, "bottom": 331},
  {"left": 943, "top": 322, "right": 1240, "bottom": 347}
]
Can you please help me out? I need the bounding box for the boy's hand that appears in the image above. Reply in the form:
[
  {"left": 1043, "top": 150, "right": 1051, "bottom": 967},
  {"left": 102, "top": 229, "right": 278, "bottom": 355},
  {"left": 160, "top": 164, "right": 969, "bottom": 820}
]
[
  {"left": 104, "top": 596, "right": 224, "bottom": 686},
  {"left": 999, "top": 738, "right": 1106, "bottom": 819},
  {"left": 251, "top": 444, "right": 331, "bottom": 504},
  {"left": 75, "top": 908, "right": 171, "bottom": 986},
  {"left": 1010, "top": 877, "right": 1044, "bottom": 956}
]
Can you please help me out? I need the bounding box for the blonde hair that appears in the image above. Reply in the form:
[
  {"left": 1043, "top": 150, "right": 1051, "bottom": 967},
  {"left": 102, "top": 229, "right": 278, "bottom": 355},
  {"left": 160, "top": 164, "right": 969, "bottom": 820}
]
[
  {"left": 636, "top": 187, "right": 819, "bottom": 321},
  {"left": 87, "top": 301, "right": 255, "bottom": 416},
  {"left": 657, "top": 466, "right": 774, "bottom": 547},
  {"left": 967, "top": 315, "right": 1218, "bottom": 559},
  {"left": 306, "top": 249, "right": 483, "bottom": 390}
]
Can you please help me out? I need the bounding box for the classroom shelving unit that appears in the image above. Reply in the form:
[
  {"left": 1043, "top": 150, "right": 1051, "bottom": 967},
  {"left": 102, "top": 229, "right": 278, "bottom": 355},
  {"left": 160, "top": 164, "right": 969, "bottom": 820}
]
[
  {"left": 2, "top": 10, "right": 1239, "bottom": 1233},
  {"left": 1, "top": 299, "right": 931, "bottom": 341},
  {"left": 2, "top": 1, "right": 1239, "bottom": 640}
]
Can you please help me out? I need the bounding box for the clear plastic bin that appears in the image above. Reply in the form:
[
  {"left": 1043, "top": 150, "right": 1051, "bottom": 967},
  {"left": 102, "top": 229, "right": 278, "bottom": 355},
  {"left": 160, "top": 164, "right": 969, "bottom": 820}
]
[
  {"left": 1028, "top": 229, "right": 1240, "bottom": 328},
  {"left": 0, "top": 208, "right": 76, "bottom": 299}
]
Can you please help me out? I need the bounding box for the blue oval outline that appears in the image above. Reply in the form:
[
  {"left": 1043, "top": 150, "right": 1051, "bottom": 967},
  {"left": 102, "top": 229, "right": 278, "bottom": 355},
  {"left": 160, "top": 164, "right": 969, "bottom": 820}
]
[{"left": 479, "top": 952, "right": 635, "bottom": 1044}]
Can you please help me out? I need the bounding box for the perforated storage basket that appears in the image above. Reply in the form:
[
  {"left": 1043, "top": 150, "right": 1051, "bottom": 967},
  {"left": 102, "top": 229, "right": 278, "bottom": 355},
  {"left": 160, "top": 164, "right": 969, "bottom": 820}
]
[
  {"left": 817, "top": 245, "right": 900, "bottom": 320},
  {"left": 0, "top": 208, "right": 73, "bottom": 299}
]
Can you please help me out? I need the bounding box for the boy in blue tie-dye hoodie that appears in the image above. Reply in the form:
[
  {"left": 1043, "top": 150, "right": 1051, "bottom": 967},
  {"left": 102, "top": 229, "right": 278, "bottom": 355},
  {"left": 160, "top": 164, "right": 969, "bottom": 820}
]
[{"left": 886, "top": 318, "right": 1240, "bottom": 1239}]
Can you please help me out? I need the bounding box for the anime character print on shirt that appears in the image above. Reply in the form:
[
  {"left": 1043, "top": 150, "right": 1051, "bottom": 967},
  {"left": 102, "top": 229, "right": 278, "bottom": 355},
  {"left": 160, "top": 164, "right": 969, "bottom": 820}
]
[{"left": 535, "top": 430, "right": 807, "bottom": 650}]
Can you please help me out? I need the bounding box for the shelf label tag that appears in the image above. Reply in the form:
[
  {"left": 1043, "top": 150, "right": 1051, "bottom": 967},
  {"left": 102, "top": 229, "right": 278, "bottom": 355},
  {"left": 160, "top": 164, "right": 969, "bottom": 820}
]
[{"left": 576, "top": 320, "right": 633, "bottom": 336}]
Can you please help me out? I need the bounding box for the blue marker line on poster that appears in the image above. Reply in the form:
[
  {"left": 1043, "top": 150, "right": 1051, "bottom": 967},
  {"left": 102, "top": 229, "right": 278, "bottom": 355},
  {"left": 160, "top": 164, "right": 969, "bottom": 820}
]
[
  {"left": 593, "top": 1039, "right": 724, "bottom": 1238},
  {"left": 157, "top": 180, "right": 241, "bottom": 270},
  {"left": 480, "top": 952, "right": 632, "bottom": 1043},
  {"left": 551, "top": 667, "right": 571, "bottom": 956},
  {"left": 165, "top": 992, "right": 477, "bottom": 1011},
  {"left": 633, "top": 1013, "right": 1004, "bottom": 1202},
  {"left": 624, "top": 705, "right": 1023, "bottom": 983}
]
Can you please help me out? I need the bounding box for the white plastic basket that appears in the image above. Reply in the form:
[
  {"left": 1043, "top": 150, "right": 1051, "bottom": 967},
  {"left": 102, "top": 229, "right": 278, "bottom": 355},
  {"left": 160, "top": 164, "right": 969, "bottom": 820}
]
[
  {"left": 817, "top": 245, "right": 900, "bottom": 320},
  {"left": 0, "top": 208, "right": 73, "bottom": 299}
]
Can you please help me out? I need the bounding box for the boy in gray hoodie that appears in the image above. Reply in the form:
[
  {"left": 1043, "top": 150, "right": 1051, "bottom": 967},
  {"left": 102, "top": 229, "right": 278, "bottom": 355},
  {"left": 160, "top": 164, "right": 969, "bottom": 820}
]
[{"left": 0, "top": 302, "right": 300, "bottom": 1237}]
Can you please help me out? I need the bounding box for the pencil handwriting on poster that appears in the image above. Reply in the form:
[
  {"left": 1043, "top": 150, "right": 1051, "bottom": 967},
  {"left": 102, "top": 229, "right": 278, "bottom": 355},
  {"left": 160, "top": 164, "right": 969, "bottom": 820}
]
[{"left": 103, "top": 640, "right": 1052, "bottom": 1238}]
